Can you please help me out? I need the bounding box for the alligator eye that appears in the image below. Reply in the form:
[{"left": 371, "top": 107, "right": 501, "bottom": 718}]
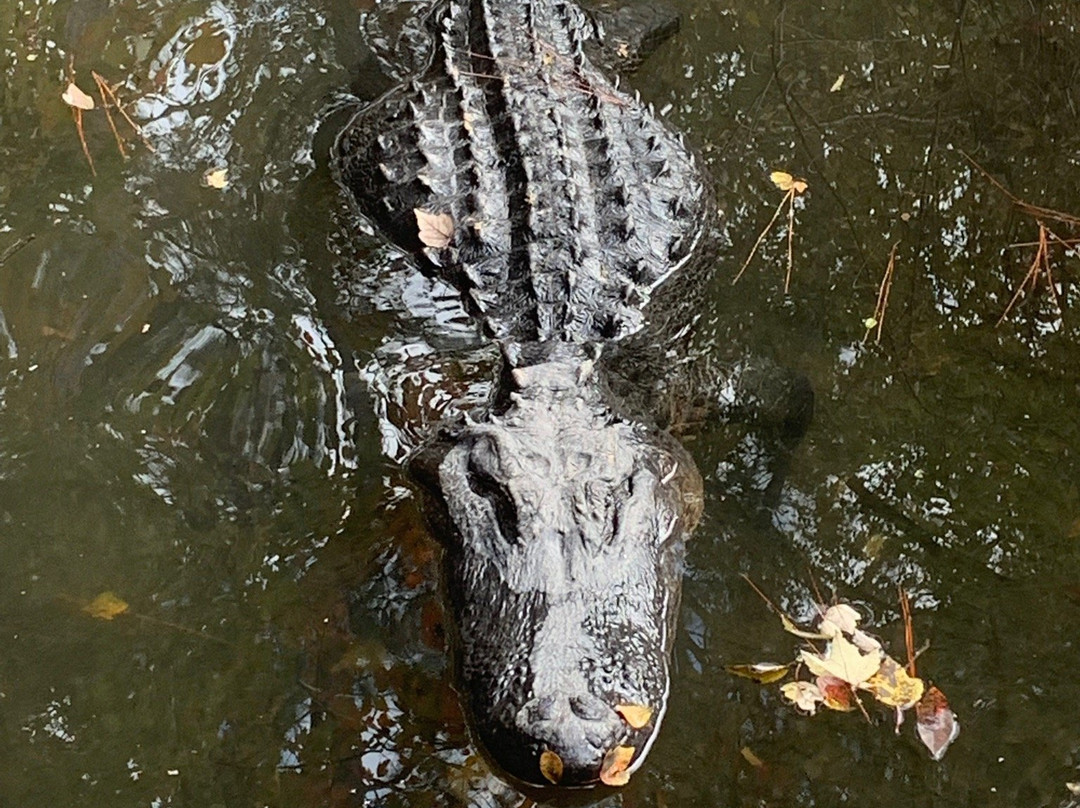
[{"left": 466, "top": 456, "right": 520, "bottom": 544}]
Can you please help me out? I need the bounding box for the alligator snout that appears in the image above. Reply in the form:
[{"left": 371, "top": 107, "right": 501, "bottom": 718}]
[{"left": 516, "top": 692, "right": 625, "bottom": 784}]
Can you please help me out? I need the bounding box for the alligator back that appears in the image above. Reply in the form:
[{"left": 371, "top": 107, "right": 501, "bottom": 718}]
[{"left": 334, "top": 0, "right": 709, "bottom": 342}]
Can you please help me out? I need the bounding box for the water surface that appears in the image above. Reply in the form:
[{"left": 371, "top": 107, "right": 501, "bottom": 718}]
[{"left": 1, "top": 1, "right": 1079, "bottom": 806}]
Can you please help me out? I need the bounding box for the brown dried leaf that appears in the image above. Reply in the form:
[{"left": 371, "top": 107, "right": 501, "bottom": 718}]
[
  {"left": 915, "top": 686, "right": 959, "bottom": 760},
  {"left": 83, "top": 591, "right": 129, "bottom": 620},
  {"left": 539, "top": 750, "right": 563, "bottom": 785},
  {"left": 726, "top": 662, "right": 792, "bottom": 684},
  {"left": 615, "top": 703, "right": 654, "bottom": 729},
  {"left": 62, "top": 82, "right": 95, "bottom": 110},
  {"left": 599, "top": 745, "right": 635, "bottom": 787},
  {"left": 816, "top": 675, "right": 857, "bottom": 712},
  {"left": 414, "top": 208, "right": 454, "bottom": 249}
]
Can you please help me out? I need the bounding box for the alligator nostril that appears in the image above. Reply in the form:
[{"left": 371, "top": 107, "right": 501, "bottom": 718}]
[
  {"left": 569, "top": 693, "right": 608, "bottom": 721},
  {"left": 584, "top": 725, "right": 612, "bottom": 748},
  {"left": 536, "top": 694, "right": 558, "bottom": 721}
]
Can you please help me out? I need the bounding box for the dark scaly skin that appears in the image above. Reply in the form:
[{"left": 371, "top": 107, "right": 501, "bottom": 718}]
[{"left": 332, "top": 0, "right": 804, "bottom": 789}]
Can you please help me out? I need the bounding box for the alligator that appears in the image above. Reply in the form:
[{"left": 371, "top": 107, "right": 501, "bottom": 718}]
[{"left": 332, "top": 0, "right": 812, "bottom": 789}]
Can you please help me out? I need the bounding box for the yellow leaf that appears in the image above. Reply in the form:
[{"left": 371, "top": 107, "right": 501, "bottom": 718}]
[
  {"left": 615, "top": 703, "right": 654, "bottom": 729},
  {"left": 203, "top": 167, "right": 229, "bottom": 189},
  {"left": 781, "top": 612, "right": 830, "bottom": 640},
  {"left": 725, "top": 662, "right": 792, "bottom": 684},
  {"left": 780, "top": 680, "right": 823, "bottom": 715},
  {"left": 414, "top": 208, "right": 455, "bottom": 249},
  {"left": 863, "top": 317, "right": 879, "bottom": 330},
  {"left": 799, "top": 633, "right": 882, "bottom": 686},
  {"left": 740, "top": 746, "right": 765, "bottom": 768},
  {"left": 830, "top": 73, "right": 846, "bottom": 92},
  {"left": 770, "top": 171, "right": 795, "bottom": 191},
  {"left": 860, "top": 656, "right": 925, "bottom": 709},
  {"left": 599, "top": 745, "right": 635, "bottom": 786},
  {"left": 539, "top": 750, "right": 563, "bottom": 784},
  {"left": 62, "top": 82, "right": 95, "bottom": 111},
  {"left": 791, "top": 179, "right": 809, "bottom": 195},
  {"left": 83, "top": 591, "right": 129, "bottom": 620}
]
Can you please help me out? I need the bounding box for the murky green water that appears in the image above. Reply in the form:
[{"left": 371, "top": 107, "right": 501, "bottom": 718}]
[{"left": 2, "top": 1, "right": 1079, "bottom": 806}]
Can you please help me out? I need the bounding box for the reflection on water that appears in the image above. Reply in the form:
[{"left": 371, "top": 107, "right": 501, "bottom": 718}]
[{"left": 1, "top": 0, "right": 1079, "bottom": 806}]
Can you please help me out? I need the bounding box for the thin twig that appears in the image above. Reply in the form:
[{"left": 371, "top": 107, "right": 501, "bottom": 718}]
[
  {"left": 91, "top": 70, "right": 155, "bottom": 153},
  {"left": 898, "top": 587, "right": 916, "bottom": 678},
  {"left": 998, "top": 222, "right": 1049, "bottom": 325},
  {"left": 960, "top": 149, "right": 1080, "bottom": 227},
  {"left": 734, "top": 192, "right": 790, "bottom": 284},
  {"left": 785, "top": 190, "right": 795, "bottom": 293},
  {"left": 741, "top": 573, "right": 783, "bottom": 615},
  {"left": 864, "top": 242, "right": 898, "bottom": 344},
  {"left": 73, "top": 107, "right": 96, "bottom": 176},
  {"left": 0, "top": 235, "right": 34, "bottom": 267},
  {"left": 92, "top": 72, "right": 127, "bottom": 158}
]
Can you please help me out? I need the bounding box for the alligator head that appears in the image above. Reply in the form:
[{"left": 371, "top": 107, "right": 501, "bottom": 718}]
[{"left": 413, "top": 343, "right": 703, "bottom": 787}]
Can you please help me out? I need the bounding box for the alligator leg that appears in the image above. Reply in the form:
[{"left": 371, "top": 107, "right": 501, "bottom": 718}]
[{"left": 581, "top": 0, "right": 681, "bottom": 72}]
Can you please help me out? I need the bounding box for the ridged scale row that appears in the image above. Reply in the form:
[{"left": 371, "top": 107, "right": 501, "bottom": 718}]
[{"left": 336, "top": 0, "right": 706, "bottom": 342}]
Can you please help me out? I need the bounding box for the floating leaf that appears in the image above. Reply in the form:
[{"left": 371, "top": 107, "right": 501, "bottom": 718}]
[
  {"left": 781, "top": 612, "right": 830, "bottom": 640},
  {"left": 599, "top": 745, "right": 635, "bottom": 786},
  {"left": 726, "top": 662, "right": 792, "bottom": 684},
  {"left": 799, "top": 633, "right": 882, "bottom": 686},
  {"left": 860, "top": 656, "right": 925, "bottom": 710},
  {"left": 830, "top": 73, "right": 846, "bottom": 92},
  {"left": 62, "top": 82, "right": 95, "bottom": 110},
  {"left": 83, "top": 591, "right": 129, "bottom": 620},
  {"left": 769, "top": 171, "right": 808, "bottom": 195},
  {"left": 863, "top": 316, "right": 879, "bottom": 330},
  {"left": 818, "top": 603, "right": 861, "bottom": 637},
  {"left": 203, "top": 167, "right": 229, "bottom": 189},
  {"left": 771, "top": 171, "right": 795, "bottom": 191},
  {"left": 817, "top": 674, "right": 858, "bottom": 712},
  {"left": 780, "top": 680, "right": 824, "bottom": 715},
  {"left": 740, "top": 746, "right": 765, "bottom": 768},
  {"left": 915, "top": 686, "right": 959, "bottom": 760},
  {"left": 615, "top": 703, "right": 654, "bottom": 729},
  {"left": 414, "top": 208, "right": 454, "bottom": 249},
  {"left": 850, "top": 629, "right": 884, "bottom": 653},
  {"left": 539, "top": 750, "right": 563, "bottom": 784}
]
